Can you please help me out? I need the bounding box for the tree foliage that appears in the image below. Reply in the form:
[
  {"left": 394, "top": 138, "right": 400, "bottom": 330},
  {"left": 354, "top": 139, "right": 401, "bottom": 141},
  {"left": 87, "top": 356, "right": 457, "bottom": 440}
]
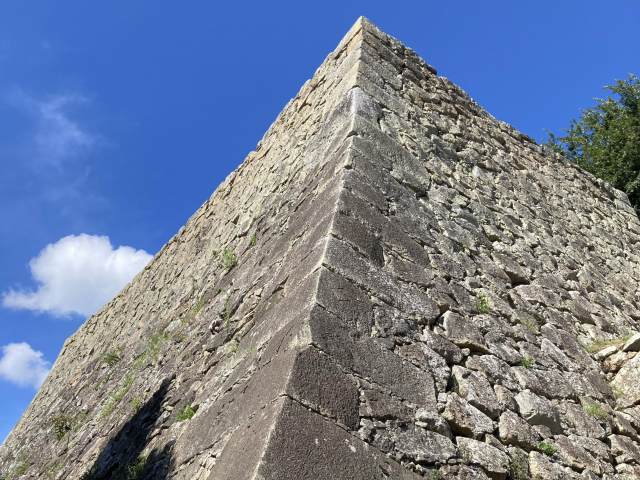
[{"left": 549, "top": 74, "right": 640, "bottom": 214}]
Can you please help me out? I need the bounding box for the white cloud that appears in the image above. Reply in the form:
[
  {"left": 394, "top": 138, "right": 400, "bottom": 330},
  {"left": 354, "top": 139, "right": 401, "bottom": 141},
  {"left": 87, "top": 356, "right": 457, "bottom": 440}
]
[
  {"left": 0, "top": 343, "right": 50, "bottom": 389},
  {"left": 2, "top": 234, "right": 152, "bottom": 317}
]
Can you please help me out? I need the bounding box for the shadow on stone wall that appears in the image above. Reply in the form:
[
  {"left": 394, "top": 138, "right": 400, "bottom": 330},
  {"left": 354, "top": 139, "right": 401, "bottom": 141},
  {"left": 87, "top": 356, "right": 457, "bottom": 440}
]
[{"left": 81, "top": 376, "right": 175, "bottom": 480}]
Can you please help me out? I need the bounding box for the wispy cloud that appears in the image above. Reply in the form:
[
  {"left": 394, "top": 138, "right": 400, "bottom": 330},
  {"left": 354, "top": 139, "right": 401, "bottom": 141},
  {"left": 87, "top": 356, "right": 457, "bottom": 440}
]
[
  {"left": 0, "top": 88, "right": 108, "bottom": 234},
  {"left": 7, "top": 90, "right": 95, "bottom": 168},
  {"left": 3, "top": 234, "right": 152, "bottom": 317},
  {"left": 0, "top": 342, "right": 50, "bottom": 389}
]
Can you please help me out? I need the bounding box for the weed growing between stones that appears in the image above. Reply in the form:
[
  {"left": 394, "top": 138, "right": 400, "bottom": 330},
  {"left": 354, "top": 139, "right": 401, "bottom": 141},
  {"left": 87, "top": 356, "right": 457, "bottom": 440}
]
[
  {"left": 516, "top": 312, "right": 539, "bottom": 333},
  {"left": 223, "top": 296, "right": 232, "bottom": 333},
  {"left": 509, "top": 453, "right": 529, "bottom": 480},
  {"left": 102, "top": 351, "right": 121, "bottom": 367},
  {"left": 101, "top": 373, "right": 134, "bottom": 418},
  {"left": 612, "top": 385, "right": 625, "bottom": 399},
  {"left": 521, "top": 355, "right": 535, "bottom": 369},
  {"left": 537, "top": 441, "right": 557, "bottom": 456},
  {"left": 220, "top": 248, "right": 238, "bottom": 271},
  {"left": 147, "top": 333, "right": 168, "bottom": 363},
  {"left": 426, "top": 469, "right": 441, "bottom": 480},
  {"left": 476, "top": 292, "right": 491, "bottom": 314},
  {"left": 585, "top": 334, "right": 632, "bottom": 353},
  {"left": 127, "top": 455, "right": 147, "bottom": 480},
  {"left": 183, "top": 295, "right": 207, "bottom": 325},
  {"left": 249, "top": 233, "right": 257, "bottom": 247},
  {"left": 176, "top": 404, "right": 198, "bottom": 422},
  {"left": 227, "top": 339, "right": 240, "bottom": 355},
  {"left": 2, "top": 454, "right": 30, "bottom": 480},
  {"left": 45, "top": 460, "right": 62, "bottom": 480},
  {"left": 131, "top": 396, "right": 143, "bottom": 413},
  {"left": 51, "top": 414, "right": 74, "bottom": 441},
  {"left": 14, "top": 461, "right": 28, "bottom": 477},
  {"left": 584, "top": 402, "right": 608, "bottom": 420}
]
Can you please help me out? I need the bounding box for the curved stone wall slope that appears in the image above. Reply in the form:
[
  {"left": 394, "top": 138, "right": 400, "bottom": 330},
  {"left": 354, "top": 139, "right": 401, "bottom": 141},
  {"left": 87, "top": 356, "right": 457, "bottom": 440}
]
[{"left": 2, "top": 17, "right": 640, "bottom": 480}]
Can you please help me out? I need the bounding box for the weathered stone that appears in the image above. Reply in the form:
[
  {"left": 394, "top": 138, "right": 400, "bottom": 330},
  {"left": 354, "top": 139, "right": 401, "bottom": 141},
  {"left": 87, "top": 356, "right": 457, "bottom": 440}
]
[
  {"left": 394, "top": 427, "right": 457, "bottom": 464},
  {"left": 415, "top": 407, "right": 452, "bottom": 437},
  {"left": 613, "top": 411, "right": 639, "bottom": 437},
  {"left": 457, "top": 437, "right": 509, "bottom": 480},
  {"left": 498, "top": 410, "right": 541, "bottom": 450},
  {"left": 466, "top": 355, "right": 519, "bottom": 390},
  {"left": 561, "top": 402, "right": 606, "bottom": 439},
  {"left": 568, "top": 435, "right": 613, "bottom": 472},
  {"left": 442, "top": 311, "right": 489, "bottom": 353},
  {"left": 443, "top": 393, "right": 494, "bottom": 438},
  {"left": 554, "top": 435, "right": 603, "bottom": 475},
  {"left": 515, "top": 390, "right": 563, "bottom": 434},
  {"left": 421, "top": 328, "right": 464, "bottom": 365},
  {"left": 528, "top": 451, "right": 580, "bottom": 480},
  {"left": 494, "top": 385, "right": 517, "bottom": 411},
  {"left": 594, "top": 344, "right": 619, "bottom": 360},
  {"left": 609, "top": 434, "right": 640, "bottom": 464},
  {"left": 452, "top": 366, "right": 501, "bottom": 419},
  {"left": 440, "top": 464, "right": 492, "bottom": 480},
  {"left": 611, "top": 354, "right": 640, "bottom": 408},
  {"left": 360, "top": 387, "right": 412, "bottom": 422},
  {"left": 512, "top": 367, "right": 576, "bottom": 400}
]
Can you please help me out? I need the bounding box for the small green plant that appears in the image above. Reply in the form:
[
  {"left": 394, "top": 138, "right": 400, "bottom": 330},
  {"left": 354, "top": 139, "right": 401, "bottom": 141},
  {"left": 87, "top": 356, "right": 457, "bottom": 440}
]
[
  {"left": 509, "top": 454, "right": 529, "bottom": 480},
  {"left": 517, "top": 312, "right": 540, "bottom": 333},
  {"left": 8, "top": 458, "right": 30, "bottom": 479},
  {"left": 193, "top": 296, "right": 206, "bottom": 315},
  {"left": 537, "top": 441, "right": 557, "bottom": 456},
  {"left": 147, "top": 332, "right": 168, "bottom": 362},
  {"left": 427, "top": 470, "right": 441, "bottom": 480},
  {"left": 101, "top": 373, "right": 134, "bottom": 418},
  {"left": 127, "top": 455, "right": 147, "bottom": 480},
  {"left": 249, "top": 233, "right": 257, "bottom": 247},
  {"left": 131, "top": 396, "right": 143, "bottom": 413},
  {"left": 182, "top": 295, "right": 206, "bottom": 325},
  {"left": 227, "top": 339, "right": 240, "bottom": 355},
  {"left": 51, "top": 414, "right": 73, "bottom": 440},
  {"left": 222, "top": 295, "right": 233, "bottom": 334},
  {"left": 132, "top": 331, "right": 169, "bottom": 369},
  {"left": 176, "top": 404, "right": 198, "bottom": 422},
  {"left": 220, "top": 248, "right": 238, "bottom": 271},
  {"left": 584, "top": 402, "right": 608, "bottom": 420},
  {"left": 521, "top": 355, "right": 535, "bottom": 369},
  {"left": 476, "top": 292, "right": 491, "bottom": 314},
  {"left": 102, "top": 351, "right": 121, "bottom": 367},
  {"left": 45, "top": 460, "right": 62, "bottom": 480},
  {"left": 247, "top": 341, "right": 258, "bottom": 356},
  {"left": 612, "top": 385, "right": 625, "bottom": 399}
]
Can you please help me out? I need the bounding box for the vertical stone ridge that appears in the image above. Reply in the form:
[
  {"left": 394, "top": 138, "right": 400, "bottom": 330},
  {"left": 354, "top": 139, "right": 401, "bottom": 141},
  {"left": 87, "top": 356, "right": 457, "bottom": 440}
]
[{"left": 258, "top": 14, "right": 640, "bottom": 480}]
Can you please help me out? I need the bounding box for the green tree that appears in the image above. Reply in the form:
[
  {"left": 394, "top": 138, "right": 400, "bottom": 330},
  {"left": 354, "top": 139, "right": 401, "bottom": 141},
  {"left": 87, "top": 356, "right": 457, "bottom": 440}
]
[{"left": 549, "top": 74, "right": 640, "bottom": 214}]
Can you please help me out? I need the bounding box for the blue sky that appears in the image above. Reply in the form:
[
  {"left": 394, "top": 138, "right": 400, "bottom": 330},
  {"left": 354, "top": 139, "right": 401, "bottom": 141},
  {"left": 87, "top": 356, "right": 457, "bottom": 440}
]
[{"left": 0, "top": 1, "right": 638, "bottom": 442}]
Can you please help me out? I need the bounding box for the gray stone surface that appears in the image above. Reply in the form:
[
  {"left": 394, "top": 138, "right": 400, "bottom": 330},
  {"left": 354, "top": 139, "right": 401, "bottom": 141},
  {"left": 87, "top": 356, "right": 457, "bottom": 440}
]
[
  {"left": 2, "top": 16, "right": 640, "bottom": 480},
  {"left": 612, "top": 354, "right": 640, "bottom": 408},
  {"left": 515, "top": 390, "right": 563, "bottom": 434},
  {"left": 498, "top": 410, "right": 541, "bottom": 450},
  {"left": 457, "top": 437, "right": 509, "bottom": 479}
]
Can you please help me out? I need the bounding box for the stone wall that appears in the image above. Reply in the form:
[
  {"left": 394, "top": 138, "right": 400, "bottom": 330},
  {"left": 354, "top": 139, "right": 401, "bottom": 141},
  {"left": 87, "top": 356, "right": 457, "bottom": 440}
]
[
  {"left": 2, "top": 17, "right": 640, "bottom": 480},
  {"left": 312, "top": 18, "right": 640, "bottom": 480}
]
